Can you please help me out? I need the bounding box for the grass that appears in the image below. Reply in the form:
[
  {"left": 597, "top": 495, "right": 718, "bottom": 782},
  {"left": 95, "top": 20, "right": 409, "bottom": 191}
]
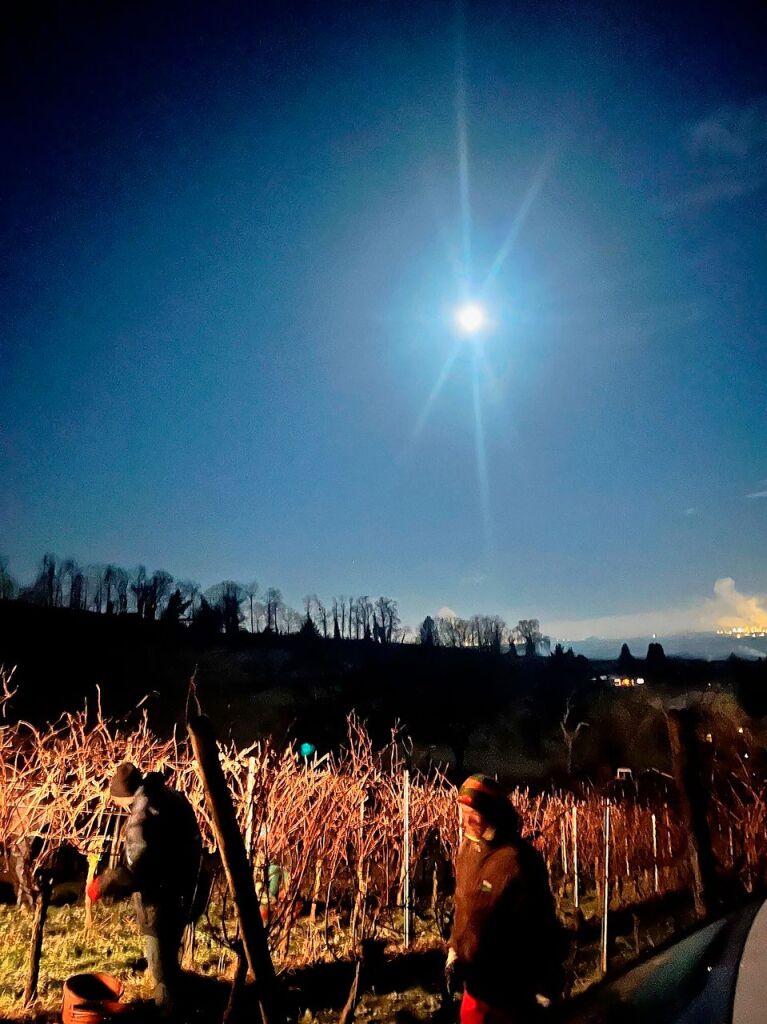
[
  {"left": 0, "top": 895, "right": 446, "bottom": 1022},
  {"left": 0, "top": 897, "right": 447, "bottom": 1024},
  {"left": 0, "top": 901, "right": 145, "bottom": 1019},
  {"left": 0, "top": 888, "right": 696, "bottom": 1023},
  {"left": 0, "top": 895, "right": 253, "bottom": 1022}
]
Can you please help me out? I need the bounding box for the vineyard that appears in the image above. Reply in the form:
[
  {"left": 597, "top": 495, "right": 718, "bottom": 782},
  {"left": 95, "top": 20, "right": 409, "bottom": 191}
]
[{"left": 2, "top": 665, "right": 767, "bottom": 1017}]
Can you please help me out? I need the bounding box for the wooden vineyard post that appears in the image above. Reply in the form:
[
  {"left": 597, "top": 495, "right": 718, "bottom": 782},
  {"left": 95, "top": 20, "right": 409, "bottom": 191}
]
[
  {"left": 600, "top": 802, "right": 610, "bottom": 977},
  {"left": 667, "top": 709, "right": 718, "bottom": 918},
  {"left": 651, "top": 813, "right": 659, "bottom": 894},
  {"left": 244, "top": 755, "right": 257, "bottom": 866},
  {"left": 24, "top": 877, "right": 51, "bottom": 1006},
  {"left": 572, "top": 805, "right": 579, "bottom": 911},
  {"left": 188, "top": 715, "right": 284, "bottom": 1024},
  {"left": 664, "top": 805, "right": 672, "bottom": 858},
  {"left": 350, "top": 797, "right": 367, "bottom": 954},
  {"left": 403, "top": 769, "right": 411, "bottom": 949},
  {"left": 309, "top": 857, "right": 323, "bottom": 927}
]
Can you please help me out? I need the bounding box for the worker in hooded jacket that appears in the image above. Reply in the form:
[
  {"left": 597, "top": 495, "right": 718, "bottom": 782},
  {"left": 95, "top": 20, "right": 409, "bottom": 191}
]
[
  {"left": 446, "top": 774, "right": 566, "bottom": 1024},
  {"left": 88, "top": 763, "right": 205, "bottom": 1015}
]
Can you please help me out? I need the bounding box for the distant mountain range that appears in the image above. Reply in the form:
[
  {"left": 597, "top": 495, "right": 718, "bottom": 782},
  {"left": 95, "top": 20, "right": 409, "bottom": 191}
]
[{"left": 557, "top": 631, "right": 767, "bottom": 662}]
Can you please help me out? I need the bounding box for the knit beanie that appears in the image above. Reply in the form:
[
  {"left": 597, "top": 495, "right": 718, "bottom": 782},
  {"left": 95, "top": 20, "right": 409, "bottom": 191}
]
[
  {"left": 458, "top": 774, "right": 519, "bottom": 831},
  {"left": 110, "top": 762, "right": 143, "bottom": 798}
]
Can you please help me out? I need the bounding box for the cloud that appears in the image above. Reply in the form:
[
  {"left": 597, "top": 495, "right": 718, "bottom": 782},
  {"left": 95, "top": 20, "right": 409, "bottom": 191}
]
[
  {"left": 670, "top": 175, "right": 763, "bottom": 209},
  {"left": 690, "top": 99, "right": 767, "bottom": 161},
  {"left": 667, "top": 97, "right": 767, "bottom": 210},
  {"left": 544, "top": 577, "right": 767, "bottom": 640},
  {"left": 684, "top": 507, "right": 697, "bottom": 516},
  {"left": 435, "top": 605, "right": 458, "bottom": 620},
  {"left": 746, "top": 490, "right": 767, "bottom": 499},
  {"left": 710, "top": 577, "right": 767, "bottom": 631}
]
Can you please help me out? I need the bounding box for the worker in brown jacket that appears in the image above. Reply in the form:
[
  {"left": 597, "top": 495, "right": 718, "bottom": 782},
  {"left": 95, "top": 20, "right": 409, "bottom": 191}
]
[{"left": 446, "top": 775, "right": 565, "bottom": 1024}]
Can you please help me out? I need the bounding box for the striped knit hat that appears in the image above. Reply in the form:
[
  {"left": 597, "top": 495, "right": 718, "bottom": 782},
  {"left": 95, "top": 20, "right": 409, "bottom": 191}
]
[
  {"left": 110, "top": 762, "right": 143, "bottom": 798},
  {"left": 458, "top": 774, "right": 518, "bottom": 831}
]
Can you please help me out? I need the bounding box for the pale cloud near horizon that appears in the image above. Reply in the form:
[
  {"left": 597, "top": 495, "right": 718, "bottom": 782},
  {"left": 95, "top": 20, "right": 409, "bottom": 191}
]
[
  {"left": 746, "top": 490, "right": 767, "bottom": 499},
  {"left": 544, "top": 577, "right": 767, "bottom": 641},
  {"left": 712, "top": 577, "right": 767, "bottom": 632},
  {"left": 435, "top": 605, "right": 458, "bottom": 620}
]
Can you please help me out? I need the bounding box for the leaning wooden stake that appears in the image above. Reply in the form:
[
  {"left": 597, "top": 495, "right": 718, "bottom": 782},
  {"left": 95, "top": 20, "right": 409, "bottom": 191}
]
[
  {"left": 24, "top": 878, "right": 51, "bottom": 1006},
  {"left": 188, "top": 715, "right": 284, "bottom": 1024}
]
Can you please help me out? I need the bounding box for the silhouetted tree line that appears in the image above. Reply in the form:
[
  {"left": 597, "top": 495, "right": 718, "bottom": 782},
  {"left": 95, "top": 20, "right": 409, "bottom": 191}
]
[
  {"left": 419, "top": 613, "right": 550, "bottom": 656},
  {"left": 0, "top": 555, "right": 410, "bottom": 644},
  {"left": 0, "top": 554, "right": 559, "bottom": 656}
]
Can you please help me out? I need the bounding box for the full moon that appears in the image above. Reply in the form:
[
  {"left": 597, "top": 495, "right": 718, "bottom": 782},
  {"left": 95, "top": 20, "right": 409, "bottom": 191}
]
[{"left": 455, "top": 302, "right": 487, "bottom": 335}]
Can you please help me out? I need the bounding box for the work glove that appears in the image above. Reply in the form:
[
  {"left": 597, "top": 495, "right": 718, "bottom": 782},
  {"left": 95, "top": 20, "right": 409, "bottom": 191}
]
[
  {"left": 86, "top": 877, "right": 102, "bottom": 903},
  {"left": 444, "top": 949, "right": 463, "bottom": 996}
]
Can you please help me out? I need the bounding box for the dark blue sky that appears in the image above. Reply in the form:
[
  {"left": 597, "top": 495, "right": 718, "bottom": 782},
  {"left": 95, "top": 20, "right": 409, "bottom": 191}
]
[{"left": 2, "top": 0, "right": 766, "bottom": 637}]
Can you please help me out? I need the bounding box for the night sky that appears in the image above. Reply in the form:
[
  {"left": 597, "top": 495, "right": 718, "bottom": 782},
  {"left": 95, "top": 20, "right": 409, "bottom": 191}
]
[{"left": 1, "top": 0, "right": 765, "bottom": 638}]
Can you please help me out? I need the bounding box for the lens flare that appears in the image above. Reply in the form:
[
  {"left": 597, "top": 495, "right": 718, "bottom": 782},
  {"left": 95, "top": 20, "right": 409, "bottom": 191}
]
[{"left": 455, "top": 302, "right": 486, "bottom": 335}]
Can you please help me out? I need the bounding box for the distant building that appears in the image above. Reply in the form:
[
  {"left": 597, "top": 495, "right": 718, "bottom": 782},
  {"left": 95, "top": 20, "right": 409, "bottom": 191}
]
[
  {"left": 593, "top": 674, "right": 645, "bottom": 687},
  {"left": 612, "top": 675, "right": 644, "bottom": 687}
]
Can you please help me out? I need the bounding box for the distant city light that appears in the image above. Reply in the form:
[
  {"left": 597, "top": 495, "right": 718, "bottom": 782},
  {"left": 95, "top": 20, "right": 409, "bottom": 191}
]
[{"left": 455, "top": 302, "right": 487, "bottom": 335}]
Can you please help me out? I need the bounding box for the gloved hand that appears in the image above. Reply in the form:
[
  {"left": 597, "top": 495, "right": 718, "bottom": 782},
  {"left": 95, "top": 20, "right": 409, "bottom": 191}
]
[
  {"left": 445, "top": 949, "right": 463, "bottom": 996},
  {"left": 86, "top": 877, "right": 102, "bottom": 903}
]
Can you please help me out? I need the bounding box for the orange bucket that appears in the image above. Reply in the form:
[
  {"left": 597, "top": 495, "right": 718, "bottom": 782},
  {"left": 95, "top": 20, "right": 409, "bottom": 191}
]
[{"left": 61, "top": 972, "right": 128, "bottom": 1024}]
